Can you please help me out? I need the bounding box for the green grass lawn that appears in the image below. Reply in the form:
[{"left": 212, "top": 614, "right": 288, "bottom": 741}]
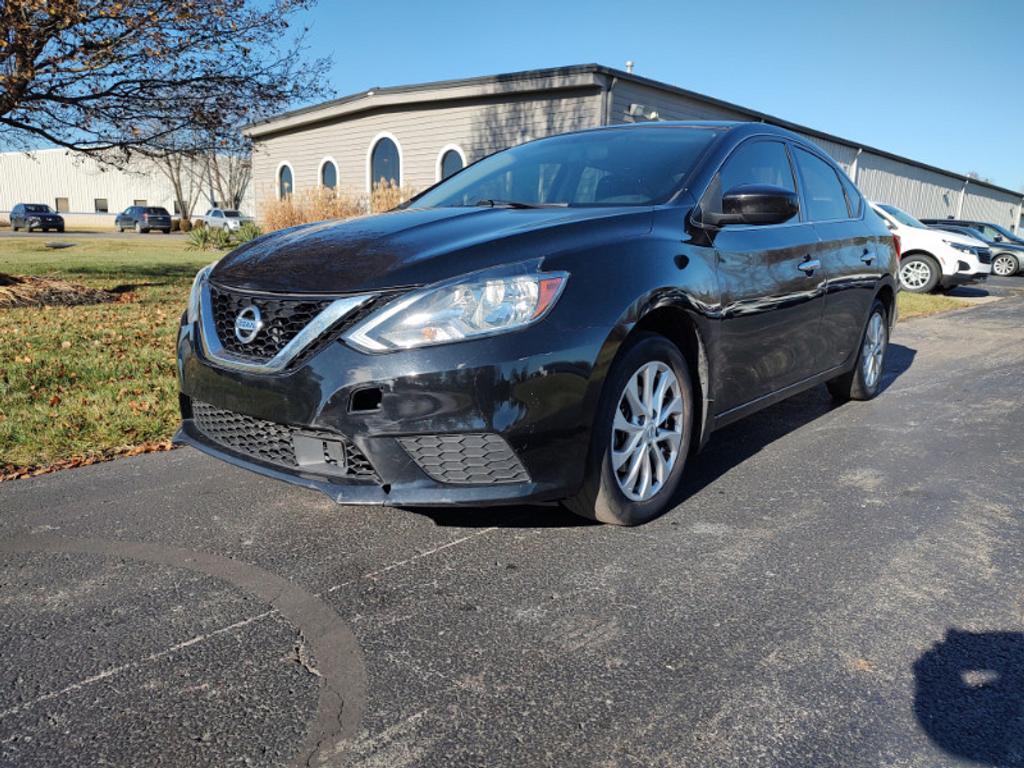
[
  {"left": 896, "top": 291, "right": 971, "bottom": 320},
  {"left": 0, "top": 237, "right": 979, "bottom": 477},
  {"left": 1, "top": 237, "right": 211, "bottom": 475}
]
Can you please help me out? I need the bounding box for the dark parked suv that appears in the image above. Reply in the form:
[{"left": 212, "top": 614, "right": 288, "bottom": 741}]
[
  {"left": 115, "top": 206, "right": 172, "bottom": 234},
  {"left": 920, "top": 218, "right": 1024, "bottom": 276},
  {"left": 10, "top": 203, "right": 64, "bottom": 232},
  {"left": 176, "top": 122, "right": 898, "bottom": 525}
]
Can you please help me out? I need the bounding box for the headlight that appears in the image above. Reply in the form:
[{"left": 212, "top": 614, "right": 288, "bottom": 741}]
[
  {"left": 186, "top": 262, "right": 217, "bottom": 325},
  {"left": 344, "top": 262, "right": 568, "bottom": 353},
  {"left": 944, "top": 240, "right": 975, "bottom": 254}
]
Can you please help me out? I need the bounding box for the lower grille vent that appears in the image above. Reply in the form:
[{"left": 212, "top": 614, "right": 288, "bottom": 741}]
[
  {"left": 399, "top": 434, "right": 530, "bottom": 485},
  {"left": 191, "top": 401, "right": 378, "bottom": 481}
]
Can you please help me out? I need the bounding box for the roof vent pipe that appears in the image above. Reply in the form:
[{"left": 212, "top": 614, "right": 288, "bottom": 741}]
[{"left": 625, "top": 60, "right": 634, "bottom": 74}]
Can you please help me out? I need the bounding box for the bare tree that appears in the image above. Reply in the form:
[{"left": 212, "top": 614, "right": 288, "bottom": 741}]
[
  {"left": 205, "top": 145, "right": 252, "bottom": 210},
  {"left": 0, "top": 0, "right": 331, "bottom": 155}
]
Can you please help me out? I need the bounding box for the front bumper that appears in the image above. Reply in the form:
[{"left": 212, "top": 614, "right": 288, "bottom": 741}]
[{"left": 175, "top": 308, "right": 606, "bottom": 506}]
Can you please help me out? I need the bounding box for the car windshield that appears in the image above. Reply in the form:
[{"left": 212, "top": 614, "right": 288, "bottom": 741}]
[
  {"left": 411, "top": 127, "right": 724, "bottom": 209},
  {"left": 223, "top": 210, "right": 241, "bottom": 217},
  {"left": 879, "top": 204, "right": 927, "bottom": 229},
  {"left": 145, "top": 207, "right": 169, "bottom": 215},
  {"left": 25, "top": 204, "right": 52, "bottom": 213}
]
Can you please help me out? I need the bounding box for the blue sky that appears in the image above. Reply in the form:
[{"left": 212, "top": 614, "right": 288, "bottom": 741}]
[{"left": 300, "top": 0, "right": 1024, "bottom": 190}]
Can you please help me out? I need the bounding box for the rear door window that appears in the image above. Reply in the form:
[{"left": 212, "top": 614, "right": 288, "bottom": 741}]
[{"left": 792, "top": 147, "right": 850, "bottom": 222}]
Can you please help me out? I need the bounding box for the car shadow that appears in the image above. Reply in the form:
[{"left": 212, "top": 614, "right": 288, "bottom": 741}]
[
  {"left": 676, "top": 342, "right": 916, "bottom": 501},
  {"left": 914, "top": 629, "right": 1024, "bottom": 766},
  {"left": 946, "top": 286, "right": 992, "bottom": 298},
  {"left": 406, "top": 343, "right": 917, "bottom": 529}
]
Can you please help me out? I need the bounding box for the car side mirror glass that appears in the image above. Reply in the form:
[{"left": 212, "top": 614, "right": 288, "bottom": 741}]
[
  {"left": 703, "top": 184, "right": 799, "bottom": 227},
  {"left": 994, "top": 235, "right": 1003, "bottom": 242}
]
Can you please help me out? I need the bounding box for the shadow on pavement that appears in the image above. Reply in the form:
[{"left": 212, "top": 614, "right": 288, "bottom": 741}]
[
  {"left": 914, "top": 629, "right": 1024, "bottom": 767},
  {"left": 947, "top": 285, "right": 992, "bottom": 298},
  {"left": 409, "top": 343, "right": 918, "bottom": 528}
]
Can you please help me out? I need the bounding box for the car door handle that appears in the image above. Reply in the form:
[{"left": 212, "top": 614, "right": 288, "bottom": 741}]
[
  {"left": 798, "top": 257, "right": 821, "bottom": 274},
  {"left": 861, "top": 249, "right": 874, "bottom": 264}
]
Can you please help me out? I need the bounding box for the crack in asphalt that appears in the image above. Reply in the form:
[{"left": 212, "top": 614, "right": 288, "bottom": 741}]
[{"left": 0, "top": 526, "right": 498, "bottom": 765}]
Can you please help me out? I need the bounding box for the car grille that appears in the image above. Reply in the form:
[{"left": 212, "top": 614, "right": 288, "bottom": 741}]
[
  {"left": 976, "top": 248, "right": 992, "bottom": 265},
  {"left": 191, "top": 400, "right": 378, "bottom": 480},
  {"left": 209, "top": 283, "right": 332, "bottom": 361},
  {"left": 208, "top": 284, "right": 396, "bottom": 366},
  {"left": 398, "top": 434, "right": 530, "bottom": 485}
]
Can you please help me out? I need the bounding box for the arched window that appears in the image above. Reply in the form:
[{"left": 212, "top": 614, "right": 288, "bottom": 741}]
[
  {"left": 369, "top": 135, "right": 401, "bottom": 188},
  {"left": 277, "top": 163, "right": 293, "bottom": 199},
  {"left": 439, "top": 148, "right": 465, "bottom": 180},
  {"left": 320, "top": 159, "right": 337, "bottom": 190}
]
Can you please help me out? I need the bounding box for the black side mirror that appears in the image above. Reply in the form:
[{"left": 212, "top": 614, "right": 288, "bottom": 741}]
[
  {"left": 994, "top": 234, "right": 1004, "bottom": 242},
  {"left": 702, "top": 184, "right": 800, "bottom": 227}
]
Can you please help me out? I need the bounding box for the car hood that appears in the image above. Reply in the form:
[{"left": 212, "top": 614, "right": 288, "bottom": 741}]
[
  {"left": 210, "top": 205, "right": 652, "bottom": 294},
  {"left": 935, "top": 229, "right": 990, "bottom": 248}
]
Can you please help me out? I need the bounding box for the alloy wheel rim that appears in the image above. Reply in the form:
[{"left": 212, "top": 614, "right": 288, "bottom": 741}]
[
  {"left": 993, "top": 255, "right": 1015, "bottom": 276},
  {"left": 861, "top": 312, "right": 886, "bottom": 389},
  {"left": 611, "top": 361, "right": 684, "bottom": 502},
  {"left": 899, "top": 260, "right": 931, "bottom": 290}
]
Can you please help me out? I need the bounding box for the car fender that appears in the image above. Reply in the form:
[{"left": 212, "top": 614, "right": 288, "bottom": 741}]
[{"left": 582, "top": 288, "right": 716, "bottom": 455}]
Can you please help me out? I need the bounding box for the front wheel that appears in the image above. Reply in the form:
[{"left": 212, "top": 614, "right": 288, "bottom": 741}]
[
  {"left": 827, "top": 299, "right": 889, "bottom": 402},
  {"left": 992, "top": 253, "right": 1019, "bottom": 277},
  {"left": 564, "top": 332, "right": 693, "bottom": 526},
  {"left": 898, "top": 254, "right": 941, "bottom": 293}
]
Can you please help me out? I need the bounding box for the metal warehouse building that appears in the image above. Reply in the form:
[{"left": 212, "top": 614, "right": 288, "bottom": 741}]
[
  {"left": 0, "top": 149, "right": 250, "bottom": 229},
  {"left": 245, "top": 63, "right": 1024, "bottom": 230}
]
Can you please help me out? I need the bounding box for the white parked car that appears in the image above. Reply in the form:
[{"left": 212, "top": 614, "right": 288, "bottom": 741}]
[
  {"left": 870, "top": 202, "right": 991, "bottom": 293},
  {"left": 196, "top": 208, "right": 252, "bottom": 231}
]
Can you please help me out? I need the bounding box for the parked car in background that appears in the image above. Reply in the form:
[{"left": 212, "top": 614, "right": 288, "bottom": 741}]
[
  {"left": 177, "top": 122, "right": 898, "bottom": 526},
  {"left": 920, "top": 218, "right": 1024, "bottom": 247},
  {"left": 10, "top": 203, "right": 64, "bottom": 232},
  {"left": 195, "top": 208, "right": 252, "bottom": 231},
  {"left": 870, "top": 203, "right": 990, "bottom": 292},
  {"left": 115, "top": 206, "right": 172, "bottom": 234},
  {"left": 923, "top": 221, "right": 1024, "bottom": 276}
]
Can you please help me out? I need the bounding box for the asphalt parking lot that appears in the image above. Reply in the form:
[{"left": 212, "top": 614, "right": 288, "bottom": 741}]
[{"left": 2, "top": 290, "right": 1023, "bottom": 767}]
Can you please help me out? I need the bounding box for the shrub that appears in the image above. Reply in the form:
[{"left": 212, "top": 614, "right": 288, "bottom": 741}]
[
  {"left": 209, "top": 227, "right": 233, "bottom": 250},
  {"left": 259, "top": 187, "right": 365, "bottom": 232},
  {"left": 257, "top": 183, "right": 417, "bottom": 232},
  {"left": 370, "top": 179, "right": 412, "bottom": 213},
  {"left": 186, "top": 226, "right": 212, "bottom": 251},
  {"left": 0, "top": 217, "right": 10, "bottom": 228},
  {"left": 178, "top": 218, "right": 192, "bottom": 233},
  {"left": 235, "top": 221, "right": 262, "bottom": 243}
]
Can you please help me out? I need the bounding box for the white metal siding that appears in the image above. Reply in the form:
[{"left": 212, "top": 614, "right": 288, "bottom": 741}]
[
  {"left": 0, "top": 149, "right": 178, "bottom": 225},
  {"left": 251, "top": 91, "right": 604, "bottom": 206},
  {"left": 854, "top": 152, "right": 964, "bottom": 218},
  {"left": 960, "top": 183, "right": 1022, "bottom": 229},
  {"left": 608, "top": 81, "right": 751, "bottom": 123}
]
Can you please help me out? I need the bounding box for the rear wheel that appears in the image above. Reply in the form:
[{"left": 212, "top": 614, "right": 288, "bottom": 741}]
[
  {"left": 992, "top": 253, "right": 1019, "bottom": 277},
  {"left": 827, "top": 299, "right": 889, "bottom": 402},
  {"left": 898, "top": 254, "right": 940, "bottom": 293},
  {"left": 564, "top": 333, "right": 693, "bottom": 526}
]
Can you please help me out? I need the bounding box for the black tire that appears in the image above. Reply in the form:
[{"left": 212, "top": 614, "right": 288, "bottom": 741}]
[
  {"left": 135, "top": 222, "right": 145, "bottom": 234},
  {"left": 898, "top": 254, "right": 940, "bottom": 293},
  {"left": 827, "top": 299, "right": 889, "bottom": 402},
  {"left": 992, "top": 253, "right": 1020, "bottom": 277},
  {"left": 11, "top": 225, "right": 18, "bottom": 232},
  {"left": 161, "top": 228, "right": 171, "bottom": 234},
  {"left": 563, "top": 332, "right": 694, "bottom": 526},
  {"left": 56, "top": 226, "right": 64, "bottom": 233}
]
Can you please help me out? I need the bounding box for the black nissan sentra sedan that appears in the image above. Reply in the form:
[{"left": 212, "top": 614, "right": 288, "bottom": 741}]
[{"left": 175, "top": 122, "right": 897, "bottom": 525}]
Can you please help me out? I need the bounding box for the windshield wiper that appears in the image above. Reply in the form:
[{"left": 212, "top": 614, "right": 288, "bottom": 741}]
[{"left": 472, "top": 199, "right": 567, "bottom": 209}]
